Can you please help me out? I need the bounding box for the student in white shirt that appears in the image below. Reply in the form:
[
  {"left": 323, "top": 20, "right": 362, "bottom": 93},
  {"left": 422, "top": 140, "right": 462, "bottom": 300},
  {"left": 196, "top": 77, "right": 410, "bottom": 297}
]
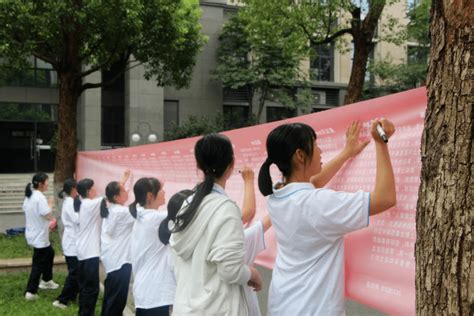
[
  {"left": 130, "top": 177, "right": 174, "bottom": 316},
  {"left": 239, "top": 166, "right": 272, "bottom": 316},
  {"left": 53, "top": 179, "right": 80, "bottom": 309},
  {"left": 258, "top": 120, "right": 397, "bottom": 315},
  {"left": 243, "top": 216, "right": 271, "bottom": 316},
  {"left": 23, "top": 173, "right": 59, "bottom": 301},
  {"left": 99, "top": 170, "right": 134, "bottom": 316},
  {"left": 74, "top": 178, "right": 104, "bottom": 316},
  {"left": 170, "top": 134, "right": 262, "bottom": 316}
]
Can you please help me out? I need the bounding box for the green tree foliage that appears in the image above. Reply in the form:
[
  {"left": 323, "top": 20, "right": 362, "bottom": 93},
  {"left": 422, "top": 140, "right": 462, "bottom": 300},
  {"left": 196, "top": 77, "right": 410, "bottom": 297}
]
[
  {"left": 363, "top": 0, "right": 430, "bottom": 99},
  {"left": 239, "top": 0, "right": 402, "bottom": 104},
  {"left": 214, "top": 12, "right": 309, "bottom": 123},
  {"left": 0, "top": 0, "right": 205, "bottom": 183}
]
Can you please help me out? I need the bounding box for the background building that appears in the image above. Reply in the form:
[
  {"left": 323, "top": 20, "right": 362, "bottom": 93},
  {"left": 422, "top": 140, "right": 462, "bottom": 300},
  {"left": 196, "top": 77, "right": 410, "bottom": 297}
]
[{"left": 0, "top": 0, "right": 415, "bottom": 173}]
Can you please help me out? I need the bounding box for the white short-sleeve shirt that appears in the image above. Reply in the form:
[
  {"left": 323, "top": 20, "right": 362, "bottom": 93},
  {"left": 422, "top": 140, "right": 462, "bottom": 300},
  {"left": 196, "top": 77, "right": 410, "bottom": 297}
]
[
  {"left": 76, "top": 197, "right": 103, "bottom": 261},
  {"left": 131, "top": 207, "right": 176, "bottom": 309},
  {"left": 243, "top": 221, "right": 266, "bottom": 316},
  {"left": 101, "top": 204, "right": 135, "bottom": 273},
  {"left": 61, "top": 196, "right": 79, "bottom": 256},
  {"left": 23, "top": 190, "right": 51, "bottom": 248},
  {"left": 267, "top": 183, "right": 370, "bottom": 316}
]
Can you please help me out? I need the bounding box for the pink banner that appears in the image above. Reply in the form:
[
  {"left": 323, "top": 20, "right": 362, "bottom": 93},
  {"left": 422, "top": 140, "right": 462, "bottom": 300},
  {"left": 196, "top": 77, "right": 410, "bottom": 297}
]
[{"left": 77, "top": 87, "right": 426, "bottom": 315}]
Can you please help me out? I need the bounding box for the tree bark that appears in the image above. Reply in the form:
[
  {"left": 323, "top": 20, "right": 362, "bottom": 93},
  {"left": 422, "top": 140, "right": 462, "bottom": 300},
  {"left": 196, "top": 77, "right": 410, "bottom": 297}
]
[
  {"left": 54, "top": 73, "right": 81, "bottom": 186},
  {"left": 246, "top": 84, "right": 255, "bottom": 123},
  {"left": 344, "top": 37, "right": 373, "bottom": 104},
  {"left": 344, "top": 1, "right": 385, "bottom": 104},
  {"left": 256, "top": 83, "right": 269, "bottom": 123},
  {"left": 416, "top": 1, "right": 473, "bottom": 315}
]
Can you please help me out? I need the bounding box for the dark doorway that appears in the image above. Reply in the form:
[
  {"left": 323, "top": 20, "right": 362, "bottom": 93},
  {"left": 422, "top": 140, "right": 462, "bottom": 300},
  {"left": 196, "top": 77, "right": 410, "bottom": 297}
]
[{"left": 0, "top": 103, "right": 57, "bottom": 173}]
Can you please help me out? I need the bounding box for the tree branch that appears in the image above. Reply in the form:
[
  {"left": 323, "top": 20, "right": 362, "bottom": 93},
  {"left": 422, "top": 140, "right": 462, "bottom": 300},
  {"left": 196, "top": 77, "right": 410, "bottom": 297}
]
[
  {"left": 80, "top": 60, "right": 143, "bottom": 93},
  {"left": 309, "top": 27, "right": 353, "bottom": 46}
]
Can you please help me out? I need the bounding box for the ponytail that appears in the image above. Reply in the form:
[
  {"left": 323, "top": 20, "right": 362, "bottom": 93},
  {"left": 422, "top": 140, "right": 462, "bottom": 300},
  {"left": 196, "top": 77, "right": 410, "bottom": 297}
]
[
  {"left": 129, "top": 202, "right": 138, "bottom": 219},
  {"left": 57, "top": 190, "right": 65, "bottom": 199},
  {"left": 173, "top": 174, "right": 214, "bottom": 233},
  {"left": 129, "top": 177, "right": 161, "bottom": 220},
  {"left": 259, "top": 123, "right": 317, "bottom": 196},
  {"left": 159, "top": 189, "right": 193, "bottom": 245},
  {"left": 74, "top": 196, "right": 81, "bottom": 212},
  {"left": 59, "top": 178, "right": 76, "bottom": 199},
  {"left": 172, "top": 133, "right": 234, "bottom": 233},
  {"left": 158, "top": 220, "right": 171, "bottom": 245},
  {"left": 100, "top": 199, "right": 109, "bottom": 218},
  {"left": 258, "top": 158, "right": 274, "bottom": 196},
  {"left": 25, "top": 183, "right": 33, "bottom": 198},
  {"left": 25, "top": 173, "right": 49, "bottom": 198}
]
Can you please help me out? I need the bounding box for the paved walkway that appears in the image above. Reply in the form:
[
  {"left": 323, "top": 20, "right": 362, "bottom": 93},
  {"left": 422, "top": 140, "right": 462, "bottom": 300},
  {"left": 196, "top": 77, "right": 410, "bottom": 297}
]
[{"left": 0, "top": 256, "right": 65, "bottom": 270}]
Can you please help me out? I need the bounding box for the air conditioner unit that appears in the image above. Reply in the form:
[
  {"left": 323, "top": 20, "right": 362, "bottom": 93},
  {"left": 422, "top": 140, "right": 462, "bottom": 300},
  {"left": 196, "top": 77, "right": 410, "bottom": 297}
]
[{"left": 312, "top": 90, "right": 326, "bottom": 105}]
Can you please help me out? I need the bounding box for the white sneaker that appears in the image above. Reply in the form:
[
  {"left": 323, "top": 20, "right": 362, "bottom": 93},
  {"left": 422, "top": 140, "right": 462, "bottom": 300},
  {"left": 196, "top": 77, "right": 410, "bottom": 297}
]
[
  {"left": 39, "top": 280, "right": 59, "bottom": 290},
  {"left": 52, "top": 300, "right": 67, "bottom": 309},
  {"left": 25, "top": 292, "right": 39, "bottom": 301}
]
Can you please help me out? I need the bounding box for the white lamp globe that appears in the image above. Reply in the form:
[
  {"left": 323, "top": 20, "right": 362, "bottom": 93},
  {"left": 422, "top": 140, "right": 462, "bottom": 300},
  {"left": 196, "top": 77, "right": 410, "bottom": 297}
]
[
  {"left": 148, "top": 133, "right": 158, "bottom": 143},
  {"left": 131, "top": 133, "right": 141, "bottom": 143}
]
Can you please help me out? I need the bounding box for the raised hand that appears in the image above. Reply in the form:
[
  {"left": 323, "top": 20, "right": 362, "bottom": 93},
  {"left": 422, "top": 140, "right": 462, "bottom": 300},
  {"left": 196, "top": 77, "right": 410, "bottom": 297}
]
[{"left": 342, "top": 121, "right": 370, "bottom": 159}]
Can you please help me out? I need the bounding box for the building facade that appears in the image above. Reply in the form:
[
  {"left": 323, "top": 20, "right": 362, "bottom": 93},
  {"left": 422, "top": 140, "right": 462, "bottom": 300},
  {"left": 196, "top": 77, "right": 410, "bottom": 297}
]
[{"left": 0, "top": 0, "right": 415, "bottom": 173}]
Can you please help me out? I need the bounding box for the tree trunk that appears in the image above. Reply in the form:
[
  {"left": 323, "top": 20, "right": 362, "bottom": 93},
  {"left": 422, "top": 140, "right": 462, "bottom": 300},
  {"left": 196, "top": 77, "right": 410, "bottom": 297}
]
[
  {"left": 246, "top": 84, "right": 255, "bottom": 123},
  {"left": 415, "top": 1, "right": 473, "bottom": 315},
  {"left": 54, "top": 73, "right": 81, "bottom": 187},
  {"left": 344, "top": 37, "right": 372, "bottom": 104},
  {"left": 344, "top": 1, "right": 385, "bottom": 105},
  {"left": 256, "top": 83, "right": 268, "bottom": 123}
]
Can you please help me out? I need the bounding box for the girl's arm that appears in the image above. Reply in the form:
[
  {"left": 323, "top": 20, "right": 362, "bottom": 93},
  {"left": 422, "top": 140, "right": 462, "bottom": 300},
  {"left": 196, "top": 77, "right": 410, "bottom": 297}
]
[
  {"left": 241, "top": 166, "right": 256, "bottom": 224},
  {"left": 262, "top": 214, "right": 272, "bottom": 232},
  {"left": 42, "top": 197, "right": 54, "bottom": 220},
  {"left": 311, "top": 121, "right": 369, "bottom": 188},
  {"left": 120, "top": 169, "right": 131, "bottom": 186},
  {"left": 369, "top": 119, "right": 397, "bottom": 215}
]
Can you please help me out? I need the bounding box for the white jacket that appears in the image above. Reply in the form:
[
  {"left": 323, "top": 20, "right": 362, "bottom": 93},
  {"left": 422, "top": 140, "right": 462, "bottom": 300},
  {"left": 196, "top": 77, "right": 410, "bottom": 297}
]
[{"left": 170, "top": 187, "right": 251, "bottom": 316}]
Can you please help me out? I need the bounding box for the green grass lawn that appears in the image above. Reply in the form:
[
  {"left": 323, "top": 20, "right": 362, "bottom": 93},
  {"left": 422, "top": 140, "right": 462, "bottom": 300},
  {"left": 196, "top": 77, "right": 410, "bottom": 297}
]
[
  {"left": 0, "top": 231, "right": 62, "bottom": 259},
  {"left": 0, "top": 271, "right": 103, "bottom": 315}
]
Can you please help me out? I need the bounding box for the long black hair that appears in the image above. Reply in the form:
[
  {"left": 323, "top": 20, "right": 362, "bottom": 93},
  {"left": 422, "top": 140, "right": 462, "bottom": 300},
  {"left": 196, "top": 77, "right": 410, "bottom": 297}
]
[
  {"left": 159, "top": 189, "right": 193, "bottom": 245},
  {"left": 58, "top": 178, "right": 76, "bottom": 199},
  {"left": 129, "top": 177, "right": 161, "bottom": 219},
  {"left": 74, "top": 179, "right": 94, "bottom": 212},
  {"left": 25, "top": 173, "right": 49, "bottom": 198},
  {"left": 100, "top": 181, "right": 121, "bottom": 218},
  {"left": 173, "top": 133, "right": 234, "bottom": 233},
  {"left": 258, "top": 123, "right": 316, "bottom": 196}
]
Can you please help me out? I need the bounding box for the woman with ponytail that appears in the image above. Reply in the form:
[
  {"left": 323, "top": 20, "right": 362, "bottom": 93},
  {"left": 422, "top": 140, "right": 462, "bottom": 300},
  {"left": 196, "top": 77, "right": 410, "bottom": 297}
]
[
  {"left": 170, "top": 133, "right": 262, "bottom": 316},
  {"left": 258, "top": 120, "right": 397, "bottom": 315},
  {"left": 129, "top": 177, "right": 175, "bottom": 315},
  {"left": 73, "top": 178, "right": 104, "bottom": 315},
  {"left": 99, "top": 170, "right": 135, "bottom": 316},
  {"left": 52, "top": 179, "right": 79, "bottom": 309},
  {"left": 23, "top": 173, "right": 58, "bottom": 301}
]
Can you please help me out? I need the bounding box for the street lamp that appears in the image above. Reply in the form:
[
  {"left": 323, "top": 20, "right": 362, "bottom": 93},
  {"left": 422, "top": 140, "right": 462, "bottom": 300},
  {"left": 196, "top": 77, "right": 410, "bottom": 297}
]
[{"left": 130, "top": 122, "right": 158, "bottom": 145}]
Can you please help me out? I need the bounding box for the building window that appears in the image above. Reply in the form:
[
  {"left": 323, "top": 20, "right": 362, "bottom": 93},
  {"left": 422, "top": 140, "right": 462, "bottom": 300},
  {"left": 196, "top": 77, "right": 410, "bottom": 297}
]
[
  {"left": 101, "top": 60, "right": 125, "bottom": 147},
  {"left": 0, "top": 57, "right": 57, "bottom": 88},
  {"left": 310, "top": 44, "right": 334, "bottom": 82},
  {"left": 101, "top": 107, "right": 124, "bottom": 146},
  {"left": 164, "top": 100, "right": 179, "bottom": 133},
  {"left": 223, "top": 105, "right": 249, "bottom": 130},
  {"left": 266, "top": 106, "right": 296, "bottom": 123}
]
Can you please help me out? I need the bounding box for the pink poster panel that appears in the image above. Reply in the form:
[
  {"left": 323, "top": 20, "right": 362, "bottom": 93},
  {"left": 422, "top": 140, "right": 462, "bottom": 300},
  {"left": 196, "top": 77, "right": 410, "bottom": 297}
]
[{"left": 77, "top": 87, "right": 427, "bottom": 315}]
